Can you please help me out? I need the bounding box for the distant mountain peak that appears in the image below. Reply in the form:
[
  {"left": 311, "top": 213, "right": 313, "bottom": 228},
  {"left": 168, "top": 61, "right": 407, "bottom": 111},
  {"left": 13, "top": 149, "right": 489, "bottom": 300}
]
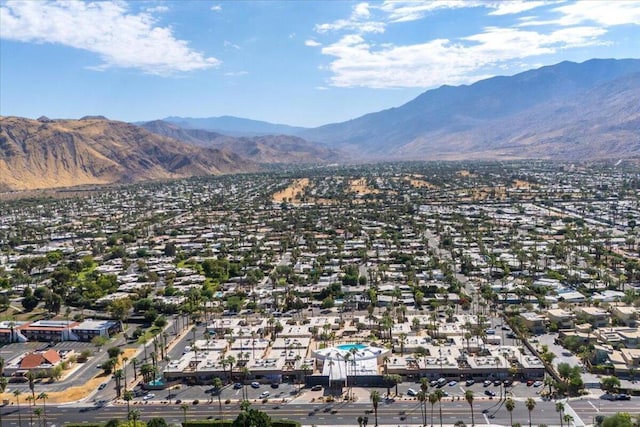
[{"left": 299, "top": 58, "right": 640, "bottom": 160}]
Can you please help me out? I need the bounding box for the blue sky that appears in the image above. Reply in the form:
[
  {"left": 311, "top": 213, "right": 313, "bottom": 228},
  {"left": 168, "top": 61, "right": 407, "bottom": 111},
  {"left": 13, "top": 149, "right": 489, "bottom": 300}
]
[{"left": 1, "top": 0, "right": 639, "bottom": 127}]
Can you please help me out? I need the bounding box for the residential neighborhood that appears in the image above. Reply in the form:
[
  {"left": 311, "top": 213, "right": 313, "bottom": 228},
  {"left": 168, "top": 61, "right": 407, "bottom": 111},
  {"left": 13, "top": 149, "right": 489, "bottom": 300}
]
[{"left": 0, "top": 161, "right": 639, "bottom": 426}]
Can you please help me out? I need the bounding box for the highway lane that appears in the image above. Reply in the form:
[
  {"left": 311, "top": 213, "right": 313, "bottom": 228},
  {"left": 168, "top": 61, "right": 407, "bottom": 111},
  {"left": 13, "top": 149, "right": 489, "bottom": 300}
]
[{"left": 4, "top": 398, "right": 634, "bottom": 426}]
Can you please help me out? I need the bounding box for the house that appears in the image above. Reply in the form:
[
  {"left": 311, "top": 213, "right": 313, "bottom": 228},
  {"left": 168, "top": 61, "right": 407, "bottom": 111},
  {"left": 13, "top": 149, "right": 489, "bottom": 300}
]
[
  {"left": 546, "top": 309, "right": 574, "bottom": 330},
  {"left": 576, "top": 307, "right": 610, "bottom": 328},
  {"left": 71, "top": 319, "right": 121, "bottom": 342},
  {"left": 3, "top": 349, "right": 65, "bottom": 376},
  {"left": 520, "top": 312, "right": 546, "bottom": 334},
  {"left": 611, "top": 306, "right": 637, "bottom": 327}
]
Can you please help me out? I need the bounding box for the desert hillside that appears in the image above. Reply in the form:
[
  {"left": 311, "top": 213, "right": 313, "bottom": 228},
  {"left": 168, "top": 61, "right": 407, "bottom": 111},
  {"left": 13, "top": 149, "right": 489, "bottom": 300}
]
[{"left": 0, "top": 116, "right": 257, "bottom": 191}]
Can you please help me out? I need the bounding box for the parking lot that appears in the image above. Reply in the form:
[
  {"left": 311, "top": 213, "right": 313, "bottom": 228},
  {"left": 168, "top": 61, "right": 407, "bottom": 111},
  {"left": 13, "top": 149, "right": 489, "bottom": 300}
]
[{"left": 131, "top": 381, "right": 299, "bottom": 403}]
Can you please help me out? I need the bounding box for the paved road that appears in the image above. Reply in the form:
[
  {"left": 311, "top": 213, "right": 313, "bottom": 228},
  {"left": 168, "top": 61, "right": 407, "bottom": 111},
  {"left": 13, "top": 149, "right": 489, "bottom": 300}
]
[{"left": 2, "top": 397, "right": 638, "bottom": 426}]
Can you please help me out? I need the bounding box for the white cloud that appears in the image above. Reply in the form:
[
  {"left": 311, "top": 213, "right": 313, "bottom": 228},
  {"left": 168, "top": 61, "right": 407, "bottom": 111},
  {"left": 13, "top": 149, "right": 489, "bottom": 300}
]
[
  {"left": 321, "top": 25, "right": 609, "bottom": 88},
  {"left": 211, "top": 4, "right": 222, "bottom": 12},
  {"left": 379, "top": 0, "right": 484, "bottom": 23},
  {"left": 312, "top": 0, "right": 640, "bottom": 89},
  {"left": 314, "top": 2, "right": 386, "bottom": 34},
  {"left": 0, "top": 0, "right": 219, "bottom": 76},
  {"left": 487, "top": 1, "right": 548, "bottom": 16},
  {"left": 353, "top": 3, "right": 371, "bottom": 18},
  {"left": 224, "top": 40, "right": 241, "bottom": 50},
  {"left": 146, "top": 5, "right": 169, "bottom": 13},
  {"left": 305, "top": 39, "right": 322, "bottom": 47},
  {"left": 521, "top": 1, "right": 640, "bottom": 27}
]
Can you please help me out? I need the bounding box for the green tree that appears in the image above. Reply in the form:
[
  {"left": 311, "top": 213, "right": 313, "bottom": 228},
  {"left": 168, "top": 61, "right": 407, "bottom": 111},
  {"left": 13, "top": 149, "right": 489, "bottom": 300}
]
[
  {"left": 0, "top": 376, "right": 6, "bottom": 426},
  {"left": 556, "top": 401, "right": 565, "bottom": 427},
  {"left": 525, "top": 398, "right": 536, "bottom": 427},
  {"left": 147, "top": 418, "right": 169, "bottom": 427},
  {"left": 232, "top": 408, "right": 272, "bottom": 427},
  {"left": 13, "top": 389, "right": 23, "bottom": 427},
  {"left": 602, "top": 413, "right": 633, "bottom": 427},
  {"left": 370, "top": 390, "right": 381, "bottom": 427},
  {"left": 505, "top": 398, "right": 515, "bottom": 427},
  {"left": 465, "top": 390, "right": 475, "bottom": 427},
  {"left": 429, "top": 392, "right": 439, "bottom": 427},
  {"left": 37, "top": 392, "right": 48, "bottom": 427},
  {"left": 180, "top": 403, "right": 189, "bottom": 426},
  {"left": 600, "top": 376, "right": 621, "bottom": 393}
]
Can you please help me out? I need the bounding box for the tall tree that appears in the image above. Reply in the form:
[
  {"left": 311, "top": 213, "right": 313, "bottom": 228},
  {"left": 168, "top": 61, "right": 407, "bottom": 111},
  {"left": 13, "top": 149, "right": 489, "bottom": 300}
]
[
  {"left": 37, "top": 392, "right": 48, "bottom": 427},
  {"left": 505, "top": 398, "right": 515, "bottom": 427},
  {"left": 13, "top": 389, "right": 23, "bottom": 427},
  {"left": 428, "top": 392, "right": 438, "bottom": 427},
  {"left": 556, "top": 401, "right": 565, "bottom": 427},
  {"left": 370, "top": 390, "right": 381, "bottom": 427},
  {"left": 465, "top": 390, "right": 475, "bottom": 427},
  {"left": 525, "top": 397, "right": 536, "bottom": 427}
]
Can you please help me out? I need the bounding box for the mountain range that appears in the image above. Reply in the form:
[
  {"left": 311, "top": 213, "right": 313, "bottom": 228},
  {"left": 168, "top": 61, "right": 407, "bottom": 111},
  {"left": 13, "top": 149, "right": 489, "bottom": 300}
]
[
  {"left": 0, "top": 117, "right": 256, "bottom": 191},
  {"left": 139, "top": 120, "right": 339, "bottom": 164},
  {"left": 1, "top": 58, "right": 639, "bottom": 191}
]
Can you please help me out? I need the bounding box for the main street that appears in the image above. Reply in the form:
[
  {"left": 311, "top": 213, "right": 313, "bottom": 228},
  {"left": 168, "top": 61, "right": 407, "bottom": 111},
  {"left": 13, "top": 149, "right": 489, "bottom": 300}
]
[{"left": 2, "top": 397, "right": 637, "bottom": 426}]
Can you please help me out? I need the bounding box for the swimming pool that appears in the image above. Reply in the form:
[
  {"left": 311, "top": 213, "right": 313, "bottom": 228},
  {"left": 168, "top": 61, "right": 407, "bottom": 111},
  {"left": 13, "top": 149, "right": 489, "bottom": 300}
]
[{"left": 336, "top": 343, "right": 367, "bottom": 351}]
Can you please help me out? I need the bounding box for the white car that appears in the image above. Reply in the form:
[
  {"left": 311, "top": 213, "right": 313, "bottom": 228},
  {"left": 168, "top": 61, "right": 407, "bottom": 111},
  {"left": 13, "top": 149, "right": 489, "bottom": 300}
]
[
  {"left": 407, "top": 388, "right": 417, "bottom": 396},
  {"left": 143, "top": 393, "right": 155, "bottom": 400},
  {"left": 259, "top": 391, "right": 270, "bottom": 399}
]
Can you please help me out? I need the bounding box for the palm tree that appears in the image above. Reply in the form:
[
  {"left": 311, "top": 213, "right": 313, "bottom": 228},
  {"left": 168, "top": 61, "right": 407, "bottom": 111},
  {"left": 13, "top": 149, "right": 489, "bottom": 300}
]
[
  {"left": 123, "top": 390, "right": 133, "bottom": 419},
  {"left": 37, "top": 392, "right": 48, "bottom": 427},
  {"left": 27, "top": 371, "right": 36, "bottom": 402},
  {"left": 180, "top": 403, "right": 189, "bottom": 425},
  {"left": 128, "top": 409, "right": 140, "bottom": 427},
  {"left": 465, "top": 390, "right": 475, "bottom": 426},
  {"left": 434, "top": 389, "right": 444, "bottom": 427},
  {"left": 13, "top": 389, "right": 23, "bottom": 427},
  {"left": 525, "top": 397, "right": 536, "bottom": 427},
  {"left": 563, "top": 413, "right": 574, "bottom": 427},
  {"left": 34, "top": 407, "right": 43, "bottom": 427},
  {"left": 25, "top": 395, "right": 34, "bottom": 427},
  {"left": 370, "top": 390, "right": 381, "bottom": 426},
  {"left": 213, "top": 377, "right": 223, "bottom": 420},
  {"left": 428, "top": 392, "right": 438, "bottom": 427},
  {"left": 556, "top": 401, "right": 565, "bottom": 427},
  {"left": 0, "top": 376, "right": 7, "bottom": 426},
  {"left": 505, "top": 398, "right": 515, "bottom": 427},
  {"left": 417, "top": 391, "right": 427, "bottom": 427}
]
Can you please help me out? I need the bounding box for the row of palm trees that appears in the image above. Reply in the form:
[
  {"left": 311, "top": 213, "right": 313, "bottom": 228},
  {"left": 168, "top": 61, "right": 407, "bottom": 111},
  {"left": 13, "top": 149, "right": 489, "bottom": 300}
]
[
  {"left": 369, "top": 385, "right": 566, "bottom": 427},
  {"left": 5, "top": 388, "right": 50, "bottom": 427}
]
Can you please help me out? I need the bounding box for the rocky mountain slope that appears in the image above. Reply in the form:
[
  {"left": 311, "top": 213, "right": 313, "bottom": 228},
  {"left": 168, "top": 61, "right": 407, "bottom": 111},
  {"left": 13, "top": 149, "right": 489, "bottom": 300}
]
[
  {"left": 140, "top": 120, "right": 340, "bottom": 164},
  {"left": 298, "top": 58, "right": 640, "bottom": 160},
  {"left": 0, "top": 116, "right": 257, "bottom": 191}
]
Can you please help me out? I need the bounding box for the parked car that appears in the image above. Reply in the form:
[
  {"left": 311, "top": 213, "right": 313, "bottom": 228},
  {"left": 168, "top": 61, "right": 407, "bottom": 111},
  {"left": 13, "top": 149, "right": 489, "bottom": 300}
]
[
  {"left": 251, "top": 382, "right": 260, "bottom": 388},
  {"left": 465, "top": 379, "right": 475, "bottom": 386},
  {"left": 617, "top": 394, "right": 631, "bottom": 400},
  {"left": 484, "top": 390, "right": 496, "bottom": 397},
  {"left": 533, "top": 380, "right": 543, "bottom": 387},
  {"left": 526, "top": 380, "right": 534, "bottom": 386},
  {"left": 143, "top": 393, "right": 155, "bottom": 400},
  {"left": 233, "top": 382, "right": 243, "bottom": 389},
  {"left": 259, "top": 391, "right": 270, "bottom": 399},
  {"left": 270, "top": 383, "right": 280, "bottom": 389},
  {"left": 98, "top": 383, "right": 107, "bottom": 390},
  {"left": 311, "top": 385, "right": 323, "bottom": 391},
  {"left": 407, "top": 388, "right": 417, "bottom": 396},
  {"left": 483, "top": 380, "right": 492, "bottom": 387}
]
